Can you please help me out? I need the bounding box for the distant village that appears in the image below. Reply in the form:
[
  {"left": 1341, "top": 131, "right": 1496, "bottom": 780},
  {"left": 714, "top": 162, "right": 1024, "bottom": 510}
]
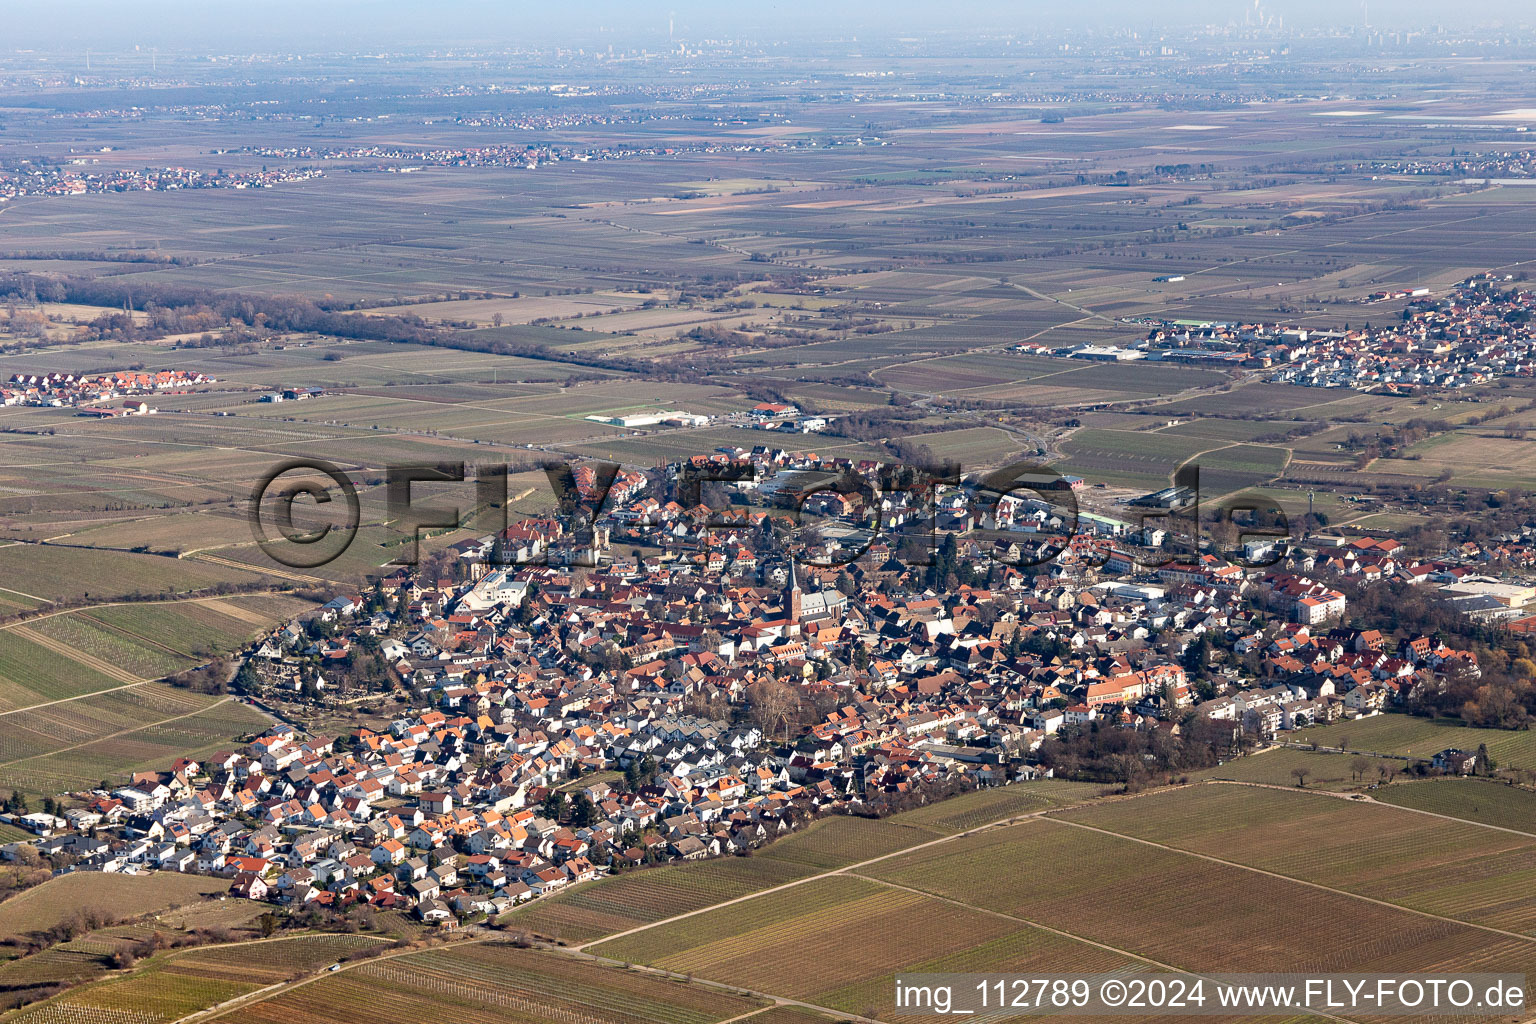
[
  {"left": 1019, "top": 275, "right": 1536, "bottom": 392},
  {"left": 3, "top": 443, "right": 1532, "bottom": 929},
  {"left": 2, "top": 370, "right": 215, "bottom": 415},
  {"left": 0, "top": 164, "right": 322, "bottom": 203},
  {"left": 220, "top": 137, "right": 811, "bottom": 173}
]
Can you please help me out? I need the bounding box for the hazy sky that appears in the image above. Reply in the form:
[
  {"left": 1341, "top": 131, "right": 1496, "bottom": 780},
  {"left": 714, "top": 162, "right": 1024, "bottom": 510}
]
[{"left": 4, "top": 0, "right": 1528, "bottom": 51}]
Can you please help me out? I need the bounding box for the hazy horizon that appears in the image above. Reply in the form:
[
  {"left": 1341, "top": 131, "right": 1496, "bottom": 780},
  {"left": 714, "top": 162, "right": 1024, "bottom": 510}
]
[{"left": 5, "top": 0, "right": 1533, "bottom": 52}]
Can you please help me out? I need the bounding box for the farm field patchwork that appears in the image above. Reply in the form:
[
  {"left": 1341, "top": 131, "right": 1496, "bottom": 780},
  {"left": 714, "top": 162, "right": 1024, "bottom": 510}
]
[
  {"left": 512, "top": 781, "right": 1108, "bottom": 946},
  {"left": 1058, "top": 427, "right": 1289, "bottom": 494},
  {"left": 590, "top": 876, "right": 1033, "bottom": 1003},
  {"left": 7, "top": 46, "right": 1536, "bottom": 1024},
  {"left": 502, "top": 854, "right": 815, "bottom": 945},
  {"left": 583, "top": 791, "right": 1532, "bottom": 1024},
  {"left": 221, "top": 943, "right": 765, "bottom": 1024},
  {"left": 858, "top": 814, "right": 1536, "bottom": 979},
  {"left": 10, "top": 934, "right": 391, "bottom": 1024},
  {"left": 0, "top": 686, "right": 271, "bottom": 800}
]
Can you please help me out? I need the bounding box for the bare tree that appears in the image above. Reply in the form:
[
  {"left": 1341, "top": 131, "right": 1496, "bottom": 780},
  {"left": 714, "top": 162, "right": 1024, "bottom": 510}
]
[
  {"left": 1291, "top": 766, "right": 1310, "bottom": 788},
  {"left": 746, "top": 676, "right": 799, "bottom": 743},
  {"left": 1351, "top": 756, "right": 1371, "bottom": 782}
]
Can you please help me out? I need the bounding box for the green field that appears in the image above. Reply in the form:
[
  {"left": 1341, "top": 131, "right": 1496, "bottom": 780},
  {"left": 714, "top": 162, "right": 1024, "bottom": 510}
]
[
  {"left": 1291, "top": 714, "right": 1536, "bottom": 769},
  {"left": 1191, "top": 747, "right": 1374, "bottom": 790},
  {"left": 0, "top": 629, "right": 123, "bottom": 711},
  {"left": 755, "top": 816, "right": 942, "bottom": 871},
  {"left": 1374, "top": 778, "right": 1536, "bottom": 834},
  {"left": 0, "top": 687, "right": 271, "bottom": 800},
  {"left": 902, "top": 426, "right": 1024, "bottom": 466},
  {"left": 9, "top": 933, "right": 392, "bottom": 1024},
  {"left": 503, "top": 852, "right": 814, "bottom": 945},
  {"left": 0, "top": 545, "right": 266, "bottom": 604},
  {"left": 0, "top": 594, "right": 294, "bottom": 803},
  {"left": 886, "top": 780, "right": 1107, "bottom": 834},
  {"left": 0, "top": 872, "right": 230, "bottom": 942}
]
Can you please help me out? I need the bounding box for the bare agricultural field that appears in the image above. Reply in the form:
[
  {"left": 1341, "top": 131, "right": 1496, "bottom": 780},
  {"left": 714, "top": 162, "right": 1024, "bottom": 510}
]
[
  {"left": 1399, "top": 431, "right": 1536, "bottom": 490},
  {"left": 1054, "top": 784, "right": 1536, "bottom": 934},
  {"left": 859, "top": 814, "right": 1536, "bottom": 979},
  {"left": 222, "top": 942, "right": 764, "bottom": 1024},
  {"left": 383, "top": 290, "right": 651, "bottom": 325},
  {"left": 591, "top": 876, "right": 1029, "bottom": 1003}
]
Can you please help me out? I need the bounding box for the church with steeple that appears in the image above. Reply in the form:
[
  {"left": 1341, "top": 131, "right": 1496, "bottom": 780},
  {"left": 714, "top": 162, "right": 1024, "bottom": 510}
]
[
  {"left": 780, "top": 558, "right": 845, "bottom": 629},
  {"left": 786, "top": 558, "right": 803, "bottom": 626}
]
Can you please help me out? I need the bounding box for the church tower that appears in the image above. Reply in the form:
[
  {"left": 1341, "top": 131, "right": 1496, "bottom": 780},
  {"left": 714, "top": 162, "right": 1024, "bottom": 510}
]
[{"left": 786, "top": 558, "right": 803, "bottom": 626}]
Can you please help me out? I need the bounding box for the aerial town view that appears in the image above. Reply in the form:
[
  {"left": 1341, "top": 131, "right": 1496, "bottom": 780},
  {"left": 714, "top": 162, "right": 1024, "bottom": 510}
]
[{"left": 3, "top": 0, "right": 1536, "bottom": 1021}]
